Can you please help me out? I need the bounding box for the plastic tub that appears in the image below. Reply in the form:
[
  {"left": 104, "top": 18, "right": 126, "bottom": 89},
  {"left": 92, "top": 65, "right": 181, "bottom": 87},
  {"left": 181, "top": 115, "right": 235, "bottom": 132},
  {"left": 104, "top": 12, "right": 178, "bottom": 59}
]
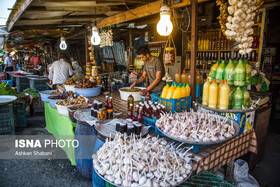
[
  {"left": 39, "top": 90, "right": 59, "bottom": 103},
  {"left": 75, "top": 86, "right": 101, "bottom": 98},
  {"left": 48, "top": 96, "right": 66, "bottom": 109},
  {"left": 55, "top": 102, "right": 69, "bottom": 116},
  {"left": 118, "top": 87, "right": 145, "bottom": 101},
  {"left": 64, "top": 84, "right": 76, "bottom": 93}
]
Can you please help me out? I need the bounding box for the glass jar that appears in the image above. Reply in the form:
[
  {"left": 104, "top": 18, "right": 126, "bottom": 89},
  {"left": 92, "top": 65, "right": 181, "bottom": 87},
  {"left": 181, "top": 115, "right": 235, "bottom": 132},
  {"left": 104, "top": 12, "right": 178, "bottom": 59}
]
[
  {"left": 96, "top": 76, "right": 102, "bottom": 85},
  {"left": 107, "top": 109, "right": 113, "bottom": 119},
  {"left": 98, "top": 108, "right": 107, "bottom": 120},
  {"left": 86, "top": 62, "right": 92, "bottom": 73},
  {"left": 91, "top": 66, "right": 98, "bottom": 77},
  {"left": 164, "top": 47, "right": 175, "bottom": 66}
]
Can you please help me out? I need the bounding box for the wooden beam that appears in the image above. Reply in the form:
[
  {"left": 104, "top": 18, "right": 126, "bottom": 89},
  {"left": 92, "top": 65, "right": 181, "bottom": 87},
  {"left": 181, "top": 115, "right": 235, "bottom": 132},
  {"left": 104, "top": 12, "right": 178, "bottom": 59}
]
[
  {"left": 13, "top": 23, "right": 87, "bottom": 30},
  {"left": 190, "top": 0, "right": 197, "bottom": 101},
  {"left": 97, "top": 0, "right": 209, "bottom": 28},
  {"left": 8, "top": 0, "right": 34, "bottom": 31},
  {"left": 25, "top": 6, "right": 126, "bottom": 12},
  {"left": 96, "top": 0, "right": 152, "bottom": 4},
  {"left": 21, "top": 15, "right": 107, "bottom": 21},
  {"left": 85, "top": 28, "right": 89, "bottom": 63}
]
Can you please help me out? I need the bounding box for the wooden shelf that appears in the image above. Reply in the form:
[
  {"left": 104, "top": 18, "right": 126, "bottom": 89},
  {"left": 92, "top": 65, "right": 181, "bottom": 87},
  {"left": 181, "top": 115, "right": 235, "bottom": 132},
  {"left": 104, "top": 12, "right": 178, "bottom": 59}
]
[{"left": 184, "top": 49, "right": 259, "bottom": 52}]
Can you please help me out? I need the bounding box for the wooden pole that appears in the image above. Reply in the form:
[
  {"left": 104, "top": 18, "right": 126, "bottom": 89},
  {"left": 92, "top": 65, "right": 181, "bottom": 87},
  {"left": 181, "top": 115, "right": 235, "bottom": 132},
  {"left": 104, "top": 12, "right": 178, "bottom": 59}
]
[
  {"left": 129, "top": 28, "right": 134, "bottom": 65},
  {"left": 190, "top": 0, "right": 197, "bottom": 101},
  {"left": 85, "top": 27, "right": 89, "bottom": 63}
]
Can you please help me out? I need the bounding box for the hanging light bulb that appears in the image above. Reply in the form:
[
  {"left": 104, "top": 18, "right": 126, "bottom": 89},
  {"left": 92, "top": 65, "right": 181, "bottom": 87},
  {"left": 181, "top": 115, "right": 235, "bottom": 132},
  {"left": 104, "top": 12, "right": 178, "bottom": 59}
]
[
  {"left": 157, "top": 5, "right": 173, "bottom": 36},
  {"left": 59, "top": 36, "right": 67, "bottom": 50},
  {"left": 91, "top": 26, "right": 101, "bottom": 45}
]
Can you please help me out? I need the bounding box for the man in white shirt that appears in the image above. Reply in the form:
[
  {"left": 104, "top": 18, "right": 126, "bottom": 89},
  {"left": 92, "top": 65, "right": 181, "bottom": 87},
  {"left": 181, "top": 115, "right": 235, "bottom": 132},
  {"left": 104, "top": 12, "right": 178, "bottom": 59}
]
[
  {"left": 48, "top": 54, "right": 73, "bottom": 88},
  {"left": 3, "top": 53, "right": 14, "bottom": 80}
]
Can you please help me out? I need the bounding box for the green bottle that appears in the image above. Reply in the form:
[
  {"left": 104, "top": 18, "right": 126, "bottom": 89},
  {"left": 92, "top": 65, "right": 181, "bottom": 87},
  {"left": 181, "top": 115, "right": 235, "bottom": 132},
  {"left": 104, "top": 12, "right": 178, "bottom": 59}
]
[
  {"left": 242, "top": 86, "right": 250, "bottom": 108},
  {"left": 215, "top": 60, "right": 225, "bottom": 83},
  {"left": 234, "top": 59, "right": 246, "bottom": 87},
  {"left": 228, "top": 85, "right": 236, "bottom": 109},
  {"left": 244, "top": 59, "right": 252, "bottom": 86},
  {"left": 208, "top": 61, "right": 219, "bottom": 82},
  {"left": 224, "top": 59, "right": 235, "bottom": 86},
  {"left": 233, "top": 86, "right": 243, "bottom": 109}
]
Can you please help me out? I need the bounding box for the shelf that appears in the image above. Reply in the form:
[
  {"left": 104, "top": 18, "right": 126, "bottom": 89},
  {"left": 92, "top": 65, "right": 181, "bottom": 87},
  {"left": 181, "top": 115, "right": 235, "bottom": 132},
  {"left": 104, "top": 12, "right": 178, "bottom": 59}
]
[{"left": 184, "top": 49, "right": 259, "bottom": 52}]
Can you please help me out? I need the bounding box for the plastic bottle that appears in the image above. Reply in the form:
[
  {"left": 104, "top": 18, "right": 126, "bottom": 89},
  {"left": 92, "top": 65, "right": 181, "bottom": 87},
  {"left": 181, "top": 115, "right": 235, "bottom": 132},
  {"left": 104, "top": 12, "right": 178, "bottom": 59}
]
[
  {"left": 172, "top": 83, "right": 182, "bottom": 99},
  {"left": 215, "top": 60, "right": 225, "bottom": 83},
  {"left": 160, "top": 83, "right": 170, "bottom": 99},
  {"left": 224, "top": 59, "right": 235, "bottom": 85},
  {"left": 175, "top": 69, "right": 181, "bottom": 84},
  {"left": 181, "top": 70, "right": 188, "bottom": 84},
  {"left": 233, "top": 86, "right": 243, "bottom": 109},
  {"left": 108, "top": 96, "right": 113, "bottom": 110},
  {"left": 242, "top": 87, "right": 251, "bottom": 108},
  {"left": 208, "top": 61, "right": 219, "bottom": 82},
  {"left": 187, "top": 73, "right": 191, "bottom": 84},
  {"left": 185, "top": 83, "right": 191, "bottom": 97},
  {"left": 208, "top": 79, "right": 218, "bottom": 109},
  {"left": 145, "top": 92, "right": 151, "bottom": 101},
  {"left": 105, "top": 95, "right": 109, "bottom": 109},
  {"left": 217, "top": 80, "right": 224, "bottom": 108},
  {"left": 234, "top": 59, "right": 246, "bottom": 87},
  {"left": 133, "top": 105, "right": 139, "bottom": 121},
  {"left": 181, "top": 83, "right": 187, "bottom": 98},
  {"left": 127, "top": 94, "right": 134, "bottom": 113},
  {"left": 196, "top": 71, "right": 202, "bottom": 85},
  {"left": 127, "top": 103, "right": 133, "bottom": 119},
  {"left": 202, "top": 78, "right": 210, "bottom": 106},
  {"left": 228, "top": 86, "right": 236, "bottom": 109},
  {"left": 244, "top": 59, "right": 252, "bottom": 86},
  {"left": 137, "top": 106, "right": 143, "bottom": 123},
  {"left": 219, "top": 80, "right": 230, "bottom": 110},
  {"left": 166, "top": 83, "right": 176, "bottom": 99}
]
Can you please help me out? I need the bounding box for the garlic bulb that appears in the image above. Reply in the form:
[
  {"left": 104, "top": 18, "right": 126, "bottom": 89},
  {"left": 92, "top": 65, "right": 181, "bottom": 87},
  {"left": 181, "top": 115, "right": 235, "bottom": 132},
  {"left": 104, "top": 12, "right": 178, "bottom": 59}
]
[
  {"left": 228, "top": 6, "right": 235, "bottom": 14},
  {"left": 227, "top": 16, "right": 233, "bottom": 23},
  {"left": 229, "top": 0, "right": 237, "bottom": 5}
]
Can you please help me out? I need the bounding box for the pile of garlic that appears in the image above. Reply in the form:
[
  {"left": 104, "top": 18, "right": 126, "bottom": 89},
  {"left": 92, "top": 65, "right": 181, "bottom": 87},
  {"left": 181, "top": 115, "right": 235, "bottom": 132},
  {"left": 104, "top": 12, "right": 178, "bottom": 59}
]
[
  {"left": 100, "top": 28, "right": 113, "bottom": 48},
  {"left": 225, "top": 0, "right": 257, "bottom": 55}
]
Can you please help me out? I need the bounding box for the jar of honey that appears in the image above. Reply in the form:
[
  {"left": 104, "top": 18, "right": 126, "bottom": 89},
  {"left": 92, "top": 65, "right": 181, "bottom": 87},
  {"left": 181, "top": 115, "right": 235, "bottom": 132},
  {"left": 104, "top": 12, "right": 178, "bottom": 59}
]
[
  {"left": 86, "top": 62, "right": 92, "bottom": 73},
  {"left": 96, "top": 76, "right": 102, "bottom": 85},
  {"left": 98, "top": 108, "right": 107, "bottom": 120},
  {"left": 164, "top": 47, "right": 175, "bottom": 66},
  {"left": 92, "top": 66, "right": 98, "bottom": 77}
]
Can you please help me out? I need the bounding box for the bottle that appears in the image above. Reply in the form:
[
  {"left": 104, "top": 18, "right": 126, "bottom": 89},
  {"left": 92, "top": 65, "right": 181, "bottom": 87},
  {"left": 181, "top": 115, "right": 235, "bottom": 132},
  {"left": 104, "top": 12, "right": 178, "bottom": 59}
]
[
  {"left": 185, "top": 83, "right": 191, "bottom": 96},
  {"left": 181, "top": 83, "right": 187, "bottom": 98},
  {"left": 208, "top": 61, "right": 219, "bottom": 82},
  {"left": 215, "top": 60, "right": 225, "bottom": 83},
  {"left": 219, "top": 80, "right": 230, "bottom": 110},
  {"left": 244, "top": 59, "right": 252, "bottom": 86},
  {"left": 181, "top": 70, "right": 188, "bottom": 84},
  {"left": 234, "top": 59, "right": 246, "bottom": 87},
  {"left": 172, "top": 83, "right": 182, "bottom": 99},
  {"left": 187, "top": 72, "right": 191, "bottom": 84},
  {"left": 166, "top": 83, "right": 176, "bottom": 99},
  {"left": 137, "top": 106, "right": 143, "bottom": 123},
  {"left": 196, "top": 71, "right": 202, "bottom": 85},
  {"left": 217, "top": 80, "right": 224, "bottom": 108},
  {"left": 208, "top": 79, "right": 218, "bottom": 109},
  {"left": 145, "top": 92, "right": 151, "bottom": 101},
  {"left": 175, "top": 69, "right": 181, "bottom": 84},
  {"left": 228, "top": 86, "right": 236, "bottom": 109},
  {"left": 242, "top": 87, "right": 251, "bottom": 108},
  {"left": 233, "top": 87, "right": 243, "bottom": 109},
  {"left": 105, "top": 95, "right": 109, "bottom": 109},
  {"left": 108, "top": 96, "right": 113, "bottom": 110},
  {"left": 127, "top": 103, "right": 133, "bottom": 119},
  {"left": 107, "top": 76, "right": 112, "bottom": 92},
  {"left": 133, "top": 105, "right": 139, "bottom": 121},
  {"left": 127, "top": 94, "right": 134, "bottom": 113},
  {"left": 252, "top": 35, "right": 259, "bottom": 49},
  {"left": 202, "top": 78, "right": 210, "bottom": 106},
  {"left": 224, "top": 59, "right": 235, "bottom": 85},
  {"left": 160, "top": 83, "right": 170, "bottom": 99}
]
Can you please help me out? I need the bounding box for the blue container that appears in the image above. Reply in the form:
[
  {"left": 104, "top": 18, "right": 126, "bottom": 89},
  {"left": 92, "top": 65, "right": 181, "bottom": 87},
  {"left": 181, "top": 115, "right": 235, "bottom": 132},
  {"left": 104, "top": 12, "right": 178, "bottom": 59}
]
[
  {"left": 92, "top": 165, "right": 106, "bottom": 187},
  {"left": 39, "top": 90, "right": 58, "bottom": 102},
  {"left": 143, "top": 117, "right": 157, "bottom": 132},
  {"left": 1, "top": 80, "right": 13, "bottom": 87},
  {"left": 75, "top": 122, "right": 105, "bottom": 180},
  {"left": 196, "top": 84, "right": 201, "bottom": 98},
  {"left": 75, "top": 86, "right": 101, "bottom": 98},
  {"left": 47, "top": 96, "right": 64, "bottom": 109},
  {"left": 152, "top": 92, "right": 191, "bottom": 113}
]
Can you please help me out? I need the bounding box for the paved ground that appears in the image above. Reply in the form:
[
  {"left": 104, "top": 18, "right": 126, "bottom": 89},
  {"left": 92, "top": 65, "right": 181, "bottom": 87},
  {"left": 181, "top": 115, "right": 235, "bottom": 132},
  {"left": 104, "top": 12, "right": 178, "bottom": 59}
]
[{"left": 0, "top": 113, "right": 279, "bottom": 186}]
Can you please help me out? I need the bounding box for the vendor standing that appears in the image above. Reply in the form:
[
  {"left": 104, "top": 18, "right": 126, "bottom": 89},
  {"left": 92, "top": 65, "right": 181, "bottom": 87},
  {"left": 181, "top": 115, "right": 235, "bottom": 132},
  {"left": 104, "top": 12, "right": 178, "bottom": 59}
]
[
  {"left": 48, "top": 54, "right": 73, "bottom": 89},
  {"left": 3, "top": 53, "right": 14, "bottom": 80},
  {"left": 130, "top": 46, "right": 165, "bottom": 95}
]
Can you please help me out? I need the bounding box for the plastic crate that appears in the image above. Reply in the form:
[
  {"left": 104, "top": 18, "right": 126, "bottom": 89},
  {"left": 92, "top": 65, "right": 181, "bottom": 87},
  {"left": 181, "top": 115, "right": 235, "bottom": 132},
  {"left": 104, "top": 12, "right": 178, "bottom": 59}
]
[
  {"left": 16, "top": 83, "right": 29, "bottom": 92},
  {"left": 1, "top": 80, "right": 13, "bottom": 87},
  {"left": 152, "top": 92, "right": 191, "bottom": 113},
  {"left": 143, "top": 116, "right": 157, "bottom": 132},
  {"left": 29, "top": 79, "right": 49, "bottom": 91},
  {"left": 13, "top": 103, "right": 27, "bottom": 127},
  {"left": 0, "top": 104, "right": 15, "bottom": 135},
  {"left": 180, "top": 171, "right": 234, "bottom": 187},
  {"left": 16, "top": 76, "right": 29, "bottom": 84}
]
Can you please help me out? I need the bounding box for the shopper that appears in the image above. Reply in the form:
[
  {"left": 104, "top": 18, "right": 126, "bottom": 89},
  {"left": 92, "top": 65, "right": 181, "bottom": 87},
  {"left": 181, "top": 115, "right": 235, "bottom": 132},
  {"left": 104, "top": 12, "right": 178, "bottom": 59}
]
[
  {"left": 3, "top": 53, "right": 14, "bottom": 80},
  {"left": 130, "top": 46, "right": 165, "bottom": 95},
  {"left": 48, "top": 54, "right": 73, "bottom": 89}
]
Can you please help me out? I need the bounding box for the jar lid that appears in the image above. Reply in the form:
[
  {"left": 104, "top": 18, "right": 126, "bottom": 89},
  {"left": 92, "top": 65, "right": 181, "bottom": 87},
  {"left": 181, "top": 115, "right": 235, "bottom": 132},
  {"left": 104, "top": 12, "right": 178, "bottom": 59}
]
[
  {"left": 165, "top": 47, "right": 175, "bottom": 50},
  {"left": 90, "top": 76, "right": 94, "bottom": 79},
  {"left": 86, "top": 72, "right": 91, "bottom": 74},
  {"left": 107, "top": 109, "right": 113, "bottom": 112},
  {"left": 92, "top": 66, "right": 98, "bottom": 68}
]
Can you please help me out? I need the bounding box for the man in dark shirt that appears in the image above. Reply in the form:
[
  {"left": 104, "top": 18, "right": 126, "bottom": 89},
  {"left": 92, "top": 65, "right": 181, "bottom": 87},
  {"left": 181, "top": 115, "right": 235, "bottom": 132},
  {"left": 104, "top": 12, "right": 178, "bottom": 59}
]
[{"left": 130, "top": 46, "right": 165, "bottom": 95}]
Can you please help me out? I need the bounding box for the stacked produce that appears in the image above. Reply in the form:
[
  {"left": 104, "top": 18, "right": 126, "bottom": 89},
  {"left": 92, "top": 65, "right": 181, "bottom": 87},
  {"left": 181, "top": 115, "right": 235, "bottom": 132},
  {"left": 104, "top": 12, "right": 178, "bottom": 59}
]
[
  {"left": 160, "top": 82, "right": 191, "bottom": 99},
  {"left": 51, "top": 89, "right": 63, "bottom": 95},
  {"left": 75, "top": 78, "right": 96, "bottom": 89},
  {"left": 93, "top": 133, "right": 193, "bottom": 187},
  {"left": 56, "top": 95, "right": 88, "bottom": 106},
  {"left": 0, "top": 83, "right": 25, "bottom": 97},
  {"left": 49, "top": 91, "right": 76, "bottom": 100},
  {"left": 156, "top": 110, "right": 236, "bottom": 142},
  {"left": 204, "top": 59, "right": 251, "bottom": 109},
  {"left": 64, "top": 78, "right": 76, "bottom": 85}
]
